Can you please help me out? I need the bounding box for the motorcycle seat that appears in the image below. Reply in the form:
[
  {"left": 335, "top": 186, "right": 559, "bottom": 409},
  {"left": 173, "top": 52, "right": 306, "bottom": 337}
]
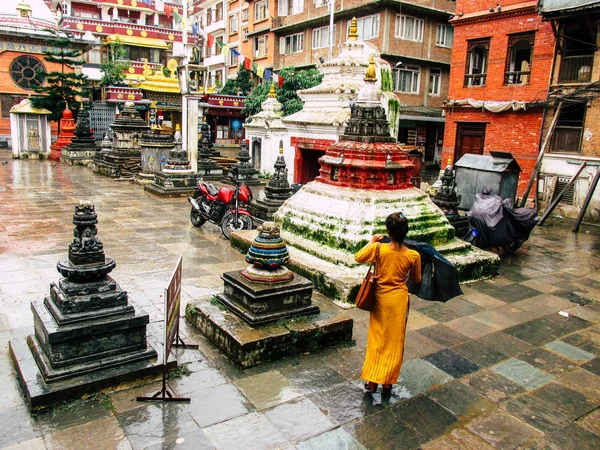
[{"left": 206, "top": 183, "right": 219, "bottom": 196}]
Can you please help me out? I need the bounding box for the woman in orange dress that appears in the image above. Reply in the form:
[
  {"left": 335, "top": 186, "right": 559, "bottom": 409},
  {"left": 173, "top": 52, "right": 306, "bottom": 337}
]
[{"left": 355, "top": 212, "right": 422, "bottom": 396}]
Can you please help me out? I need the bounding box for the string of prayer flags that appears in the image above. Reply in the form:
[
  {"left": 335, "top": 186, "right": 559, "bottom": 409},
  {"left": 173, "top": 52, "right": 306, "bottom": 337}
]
[
  {"left": 256, "top": 65, "right": 265, "bottom": 77},
  {"left": 206, "top": 34, "right": 214, "bottom": 47},
  {"left": 243, "top": 56, "right": 252, "bottom": 71},
  {"left": 172, "top": 8, "right": 181, "bottom": 24},
  {"left": 231, "top": 48, "right": 241, "bottom": 58},
  {"left": 264, "top": 68, "right": 272, "bottom": 82},
  {"left": 165, "top": 4, "right": 172, "bottom": 18}
]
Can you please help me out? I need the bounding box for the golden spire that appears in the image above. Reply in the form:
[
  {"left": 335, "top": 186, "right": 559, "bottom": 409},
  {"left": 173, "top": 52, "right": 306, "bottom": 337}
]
[
  {"left": 447, "top": 157, "right": 453, "bottom": 165},
  {"left": 268, "top": 83, "right": 277, "bottom": 99},
  {"left": 348, "top": 17, "right": 359, "bottom": 41},
  {"left": 364, "top": 55, "right": 377, "bottom": 82},
  {"left": 279, "top": 141, "right": 284, "bottom": 154}
]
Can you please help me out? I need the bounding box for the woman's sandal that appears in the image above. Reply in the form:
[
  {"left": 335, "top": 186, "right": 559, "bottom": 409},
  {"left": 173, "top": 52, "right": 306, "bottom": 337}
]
[
  {"left": 364, "top": 381, "right": 378, "bottom": 393},
  {"left": 382, "top": 384, "right": 392, "bottom": 397}
]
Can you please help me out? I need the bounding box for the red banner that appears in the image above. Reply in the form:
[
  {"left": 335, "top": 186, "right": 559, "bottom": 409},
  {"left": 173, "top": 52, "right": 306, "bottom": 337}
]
[{"left": 164, "top": 256, "right": 182, "bottom": 364}]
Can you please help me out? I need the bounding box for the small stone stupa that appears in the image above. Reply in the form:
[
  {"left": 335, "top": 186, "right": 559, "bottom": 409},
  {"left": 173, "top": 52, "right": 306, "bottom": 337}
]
[
  {"left": 232, "top": 58, "right": 500, "bottom": 303},
  {"left": 50, "top": 107, "right": 76, "bottom": 161},
  {"left": 433, "top": 158, "right": 470, "bottom": 237},
  {"left": 197, "top": 118, "right": 223, "bottom": 180},
  {"left": 227, "top": 140, "right": 260, "bottom": 185},
  {"left": 10, "top": 201, "right": 161, "bottom": 408},
  {"left": 185, "top": 222, "right": 352, "bottom": 368},
  {"left": 61, "top": 103, "right": 97, "bottom": 166},
  {"left": 247, "top": 141, "right": 294, "bottom": 224},
  {"left": 91, "top": 101, "right": 150, "bottom": 177},
  {"left": 136, "top": 128, "right": 175, "bottom": 185}
]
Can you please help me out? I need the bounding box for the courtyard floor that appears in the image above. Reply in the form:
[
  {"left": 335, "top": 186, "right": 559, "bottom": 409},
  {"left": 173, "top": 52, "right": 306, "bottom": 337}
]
[{"left": 1, "top": 151, "right": 600, "bottom": 450}]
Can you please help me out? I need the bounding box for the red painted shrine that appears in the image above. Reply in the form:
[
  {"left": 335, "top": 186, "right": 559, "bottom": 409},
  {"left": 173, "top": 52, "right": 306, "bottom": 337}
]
[{"left": 49, "top": 107, "right": 76, "bottom": 161}]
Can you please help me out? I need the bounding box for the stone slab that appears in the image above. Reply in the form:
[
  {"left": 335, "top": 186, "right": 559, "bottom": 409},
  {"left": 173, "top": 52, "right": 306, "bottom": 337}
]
[
  {"left": 231, "top": 230, "right": 499, "bottom": 305},
  {"left": 9, "top": 335, "right": 174, "bottom": 410},
  {"left": 185, "top": 295, "right": 353, "bottom": 369},
  {"left": 492, "top": 358, "right": 554, "bottom": 389}
]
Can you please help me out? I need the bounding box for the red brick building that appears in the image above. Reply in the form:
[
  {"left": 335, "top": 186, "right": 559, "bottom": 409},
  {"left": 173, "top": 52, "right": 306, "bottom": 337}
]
[{"left": 442, "top": 0, "right": 555, "bottom": 199}]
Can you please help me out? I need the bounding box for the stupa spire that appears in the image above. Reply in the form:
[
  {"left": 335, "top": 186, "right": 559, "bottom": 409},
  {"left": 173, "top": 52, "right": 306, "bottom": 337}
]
[
  {"left": 268, "top": 83, "right": 277, "bottom": 99},
  {"left": 348, "top": 17, "right": 359, "bottom": 41},
  {"left": 364, "top": 55, "right": 377, "bottom": 83}
]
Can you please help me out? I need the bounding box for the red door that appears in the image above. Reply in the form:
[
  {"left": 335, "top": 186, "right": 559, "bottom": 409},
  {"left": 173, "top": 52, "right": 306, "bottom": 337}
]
[{"left": 455, "top": 123, "right": 486, "bottom": 161}]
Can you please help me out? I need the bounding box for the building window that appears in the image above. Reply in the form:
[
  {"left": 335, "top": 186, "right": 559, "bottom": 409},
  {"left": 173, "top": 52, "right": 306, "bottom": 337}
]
[
  {"left": 550, "top": 103, "right": 585, "bottom": 153},
  {"left": 243, "top": 28, "right": 248, "bottom": 41},
  {"left": 558, "top": 23, "right": 596, "bottom": 83},
  {"left": 505, "top": 32, "right": 534, "bottom": 85},
  {"left": 10, "top": 56, "right": 46, "bottom": 90},
  {"left": 464, "top": 38, "right": 490, "bottom": 87},
  {"left": 393, "top": 64, "right": 420, "bottom": 93},
  {"left": 229, "top": 14, "right": 238, "bottom": 33},
  {"left": 429, "top": 68, "right": 441, "bottom": 95},
  {"left": 73, "top": 11, "right": 99, "bottom": 19},
  {"left": 279, "top": 0, "right": 303, "bottom": 16},
  {"left": 1, "top": 95, "right": 26, "bottom": 118},
  {"left": 125, "top": 46, "right": 161, "bottom": 63},
  {"left": 312, "top": 25, "right": 334, "bottom": 49},
  {"left": 214, "top": 70, "right": 223, "bottom": 88},
  {"left": 436, "top": 24, "right": 453, "bottom": 47},
  {"left": 348, "top": 14, "right": 379, "bottom": 41},
  {"left": 395, "top": 15, "right": 424, "bottom": 42},
  {"left": 255, "top": 0, "right": 268, "bottom": 21},
  {"left": 242, "top": 9, "right": 248, "bottom": 22},
  {"left": 85, "top": 47, "right": 102, "bottom": 65},
  {"left": 315, "top": 0, "right": 328, "bottom": 7},
  {"left": 254, "top": 34, "right": 268, "bottom": 58},
  {"left": 280, "top": 32, "right": 304, "bottom": 54},
  {"left": 216, "top": 3, "right": 223, "bottom": 21},
  {"left": 228, "top": 48, "right": 238, "bottom": 66}
]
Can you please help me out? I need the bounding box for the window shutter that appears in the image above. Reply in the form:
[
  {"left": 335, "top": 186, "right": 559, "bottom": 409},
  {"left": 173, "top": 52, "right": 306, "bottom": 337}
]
[{"left": 280, "top": 37, "right": 285, "bottom": 54}]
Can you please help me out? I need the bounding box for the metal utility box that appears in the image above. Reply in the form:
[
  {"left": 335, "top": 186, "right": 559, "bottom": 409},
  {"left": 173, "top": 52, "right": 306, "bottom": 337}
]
[{"left": 455, "top": 151, "right": 521, "bottom": 210}]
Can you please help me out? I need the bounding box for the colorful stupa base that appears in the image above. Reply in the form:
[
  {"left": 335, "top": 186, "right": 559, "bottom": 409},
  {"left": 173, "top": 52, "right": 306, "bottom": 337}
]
[{"left": 241, "top": 265, "right": 294, "bottom": 283}]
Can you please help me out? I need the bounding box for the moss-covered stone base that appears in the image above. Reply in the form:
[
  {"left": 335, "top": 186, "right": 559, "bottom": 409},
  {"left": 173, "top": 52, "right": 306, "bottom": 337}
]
[{"left": 185, "top": 294, "right": 353, "bottom": 368}]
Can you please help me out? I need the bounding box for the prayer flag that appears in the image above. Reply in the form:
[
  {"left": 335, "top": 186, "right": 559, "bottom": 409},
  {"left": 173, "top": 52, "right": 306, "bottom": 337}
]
[
  {"left": 221, "top": 44, "right": 229, "bottom": 55},
  {"left": 251, "top": 61, "right": 258, "bottom": 73},
  {"left": 191, "top": 23, "right": 199, "bottom": 36},
  {"left": 278, "top": 76, "right": 284, "bottom": 88},
  {"left": 207, "top": 34, "right": 214, "bottom": 47},
  {"left": 141, "top": 0, "right": 152, "bottom": 6},
  {"left": 173, "top": 8, "right": 181, "bottom": 23},
  {"left": 231, "top": 48, "right": 240, "bottom": 57},
  {"left": 264, "top": 68, "right": 272, "bottom": 81},
  {"left": 243, "top": 56, "right": 251, "bottom": 70},
  {"left": 165, "top": 4, "right": 172, "bottom": 18},
  {"left": 272, "top": 73, "right": 279, "bottom": 84},
  {"left": 256, "top": 65, "right": 265, "bottom": 77},
  {"left": 216, "top": 39, "right": 224, "bottom": 48}
]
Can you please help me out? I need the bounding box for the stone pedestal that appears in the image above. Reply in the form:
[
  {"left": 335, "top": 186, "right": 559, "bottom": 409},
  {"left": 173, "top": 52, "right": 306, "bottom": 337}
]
[
  {"left": 61, "top": 104, "right": 97, "bottom": 166},
  {"left": 50, "top": 107, "right": 76, "bottom": 161},
  {"left": 144, "top": 139, "right": 200, "bottom": 197},
  {"left": 91, "top": 101, "right": 150, "bottom": 178},
  {"left": 225, "top": 140, "right": 260, "bottom": 186},
  {"left": 9, "top": 201, "right": 163, "bottom": 409},
  {"left": 197, "top": 119, "right": 223, "bottom": 181},
  {"left": 136, "top": 131, "right": 175, "bottom": 185}
]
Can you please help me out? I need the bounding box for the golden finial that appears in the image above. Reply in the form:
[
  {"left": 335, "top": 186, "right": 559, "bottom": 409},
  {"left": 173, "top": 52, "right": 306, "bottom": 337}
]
[
  {"left": 279, "top": 141, "right": 284, "bottom": 154},
  {"left": 348, "top": 17, "right": 359, "bottom": 41},
  {"left": 447, "top": 157, "right": 452, "bottom": 165},
  {"left": 268, "top": 83, "right": 277, "bottom": 99},
  {"left": 364, "top": 55, "right": 377, "bottom": 82}
]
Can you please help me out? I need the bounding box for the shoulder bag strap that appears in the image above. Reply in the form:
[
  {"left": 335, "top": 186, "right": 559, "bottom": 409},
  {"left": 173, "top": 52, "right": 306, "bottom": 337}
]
[{"left": 374, "top": 242, "right": 381, "bottom": 276}]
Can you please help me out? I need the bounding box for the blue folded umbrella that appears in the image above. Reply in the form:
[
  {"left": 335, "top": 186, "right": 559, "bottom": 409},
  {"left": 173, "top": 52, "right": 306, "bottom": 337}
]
[{"left": 404, "top": 239, "right": 463, "bottom": 302}]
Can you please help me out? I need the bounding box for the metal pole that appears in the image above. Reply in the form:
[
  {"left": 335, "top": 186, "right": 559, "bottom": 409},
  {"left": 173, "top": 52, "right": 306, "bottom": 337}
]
[
  {"left": 328, "top": 0, "right": 334, "bottom": 62},
  {"left": 539, "top": 161, "right": 587, "bottom": 225},
  {"left": 573, "top": 167, "right": 600, "bottom": 232}
]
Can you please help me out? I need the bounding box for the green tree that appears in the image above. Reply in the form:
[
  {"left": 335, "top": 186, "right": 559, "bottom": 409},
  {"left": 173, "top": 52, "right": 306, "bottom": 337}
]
[
  {"left": 100, "top": 39, "right": 130, "bottom": 87},
  {"left": 31, "top": 38, "right": 89, "bottom": 129},
  {"left": 243, "top": 67, "right": 323, "bottom": 117},
  {"left": 220, "top": 64, "right": 253, "bottom": 96}
]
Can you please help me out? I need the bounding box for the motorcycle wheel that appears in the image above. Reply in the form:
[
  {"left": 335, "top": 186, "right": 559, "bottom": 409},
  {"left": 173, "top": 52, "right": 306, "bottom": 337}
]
[
  {"left": 502, "top": 240, "right": 524, "bottom": 253},
  {"left": 190, "top": 207, "right": 206, "bottom": 227},
  {"left": 221, "top": 211, "right": 252, "bottom": 239}
]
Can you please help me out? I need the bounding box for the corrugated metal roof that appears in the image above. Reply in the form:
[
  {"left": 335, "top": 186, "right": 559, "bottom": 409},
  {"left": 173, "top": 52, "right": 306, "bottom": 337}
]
[
  {"left": 455, "top": 152, "right": 521, "bottom": 173},
  {"left": 540, "top": 0, "right": 600, "bottom": 13}
]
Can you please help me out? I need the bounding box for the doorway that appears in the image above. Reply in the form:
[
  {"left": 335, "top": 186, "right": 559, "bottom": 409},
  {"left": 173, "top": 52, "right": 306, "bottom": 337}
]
[
  {"left": 296, "top": 148, "right": 326, "bottom": 184},
  {"left": 455, "top": 123, "right": 486, "bottom": 161}
]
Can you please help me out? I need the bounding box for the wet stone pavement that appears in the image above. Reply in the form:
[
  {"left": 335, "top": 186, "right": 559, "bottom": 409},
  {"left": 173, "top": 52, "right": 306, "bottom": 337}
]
[{"left": 1, "top": 151, "right": 600, "bottom": 449}]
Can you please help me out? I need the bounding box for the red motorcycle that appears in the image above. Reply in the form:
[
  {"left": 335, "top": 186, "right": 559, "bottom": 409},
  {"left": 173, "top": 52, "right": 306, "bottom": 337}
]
[{"left": 188, "top": 168, "right": 253, "bottom": 239}]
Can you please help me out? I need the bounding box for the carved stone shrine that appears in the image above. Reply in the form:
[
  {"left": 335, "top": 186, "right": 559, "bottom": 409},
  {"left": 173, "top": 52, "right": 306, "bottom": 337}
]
[
  {"left": 50, "top": 107, "right": 75, "bottom": 161},
  {"left": 9, "top": 201, "right": 162, "bottom": 409},
  {"left": 226, "top": 140, "right": 260, "bottom": 186},
  {"left": 197, "top": 119, "right": 223, "bottom": 180},
  {"left": 61, "top": 103, "right": 97, "bottom": 166},
  {"left": 186, "top": 222, "right": 352, "bottom": 368},
  {"left": 433, "top": 158, "right": 470, "bottom": 237},
  {"left": 247, "top": 143, "right": 294, "bottom": 224},
  {"left": 135, "top": 129, "right": 175, "bottom": 185},
  {"left": 91, "top": 101, "right": 150, "bottom": 178}
]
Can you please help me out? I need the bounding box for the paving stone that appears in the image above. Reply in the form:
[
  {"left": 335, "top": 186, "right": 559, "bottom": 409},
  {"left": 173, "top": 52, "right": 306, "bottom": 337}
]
[
  {"left": 531, "top": 383, "right": 596, "bottom": 418},
  {"left": 511, "top": 294, "right": 575, "bottom": 315},
  {"left": 554, "top": 290, "right": 594, "bottom": 306},
  {"left": 45, "top": 415, "right": 135, "bottom": 450},
  {"left": 423, "top": 348, "right": 480, "bottom": 378},
  {"left": 464, "top": 369, "right": 527, "bottom": 403},
  {"left": 542, "top": 423, "right": 600, "bottom": 450},
  {"left": 279, "top": 361, "right": 347, "bottom": 395},
  {"left": 34, "top": 398, "right": 111, "bottom": 433},
  {"left": 420, "top": 428, "right": 495, "bottom": 450},
  {"left": 469, "top": 309, "right": 522, "bottom": 330},
  {"left": 427, "top": 380, "right": 495, "bottom": 419},
  {"left": 168, "top": 364, "right": 229, "bottom": 397},
  {"left": 504, "top": 321, "right": 557, "bottom": 346},
  {"left": 233, "top": 370, "right": 302, "bottom": 411},
  {"left": 518, "top": 347, "right": 578, "bottom": 376},
  {"left": 307, "top": 381, "right": 383, "bottom": 425},
  {"left": 492, "top": 358, "right": 554, "bottom": 389},
  {"left": 403, "top": 331, "right": 445, "bottom": 359},
  {"left": 492, "top": 283, "right": 542, "bottom": 303},
  {"left": 264, "top": 397, "right": 336, "bottom": 443},
  {"left": 577, "top": 408, "right": 600, "bottom": 436},
  {"left": 479, "top": 331, "right": 535, "bottom": 357},
  {"left": 445, "top": 316, "right": 497, "bottom": 339},
  {"left": 344, "top": 409, "right": 425, "bottom": 450},
  {"left": 418, "top": 324, "right": 471, "bottom": 347},
  {"left": 184, "top": 383, "right": 251, "bottom": 428},
  {"left": 203, "top": 412, "right": 289, "bottom": 450},
  {"left": 563, "top": 332, "right": 600, "bottom": 356},
  {"left": 296, "top": 427, "right": 366, "bottom": 450},
  {"left": 391, "top": 395, "right": 457, "bottom": 442},
  {"left": 506, "top": 394, "right": 574, "bottom": 433},
  {"left": 461, "top": 292, "right": 507, "bottom": 309},
  {"left": 397, "top": 359, "right": 454, "bottom": 396},
  {"left": 454, "top": 340, "right": 509, "bottom": 368},
  {"left": 565, "top": 305, "right": 600, "bottom": 323},
  {"left": 418, "top": 303, "right": 462, "bottom": 322},
  {"left": 556, "top": 368, "right": 600, "bottom": 403},
  {"left": 467, "top": 411, "right": 542, "bottom": 450},
  {"left": 444, "top": 298, "right": 485, "bottom": 317},
  {"left": 545, "top": 340, "right": 596, "bottom": 362},
  {"left": 0, "top": 406, "right": 42, "bottom": 448},
  {"left": 406, "top": 310, "right": 438, "bottom": 331}
]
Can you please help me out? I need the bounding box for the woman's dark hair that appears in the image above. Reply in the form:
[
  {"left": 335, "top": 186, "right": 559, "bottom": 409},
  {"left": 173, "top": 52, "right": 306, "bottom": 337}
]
[{"left": 386, "top": 212, "right": 409, "bottom": 243}]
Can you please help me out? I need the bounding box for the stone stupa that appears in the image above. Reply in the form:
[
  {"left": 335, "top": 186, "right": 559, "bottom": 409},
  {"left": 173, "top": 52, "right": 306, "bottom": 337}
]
[{"left": 232, "top": 57, "right": 500, "bottom": 304}]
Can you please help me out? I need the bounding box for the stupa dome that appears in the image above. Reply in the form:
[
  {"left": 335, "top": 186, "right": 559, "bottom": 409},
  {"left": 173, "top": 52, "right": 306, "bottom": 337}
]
[{"left": 0, "top": 0, "right": 59, "bottom": 36}]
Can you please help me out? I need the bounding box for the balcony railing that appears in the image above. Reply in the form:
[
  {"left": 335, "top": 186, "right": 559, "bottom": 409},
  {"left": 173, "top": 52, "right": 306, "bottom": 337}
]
[
  {"left": 504, "top": 70, "right": 531, "bottom": 85},
  {"left": 558, "top": 55, "right": 594, "bottom": 83},
  {"left": 463, "top": 73, "right": 486, "bottom": 87}
]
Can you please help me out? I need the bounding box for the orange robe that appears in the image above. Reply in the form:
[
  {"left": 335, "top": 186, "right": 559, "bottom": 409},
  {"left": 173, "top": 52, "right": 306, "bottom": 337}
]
[{"left": 355, "top": 242, "right": 422, "bottom": 385}]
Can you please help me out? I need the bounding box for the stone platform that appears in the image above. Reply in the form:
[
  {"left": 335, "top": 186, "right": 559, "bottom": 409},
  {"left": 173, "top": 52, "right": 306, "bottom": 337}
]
[
  {"left": 231, "top": 230, "right": 500, "bottom": 305},
  {"left": 144, "top": 171, "right": 200, "bottom": 197},
  {"left": 185, "top": 294, "right": 353, "bottom": 368},
  {"left": 9, "top": 334, "right": 174, "bottom": 409}
]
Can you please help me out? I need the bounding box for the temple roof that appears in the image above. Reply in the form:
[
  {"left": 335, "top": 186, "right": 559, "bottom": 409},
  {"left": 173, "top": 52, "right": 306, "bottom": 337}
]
[
  {"left": 10, "top": 99, "right": 51, "bottom": 115},
  {"left": 539, "top": 0, "right": 600, "bottom": 13},
  {"left": 0, "top": 0, "right": 59, "bottom": 37}
]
